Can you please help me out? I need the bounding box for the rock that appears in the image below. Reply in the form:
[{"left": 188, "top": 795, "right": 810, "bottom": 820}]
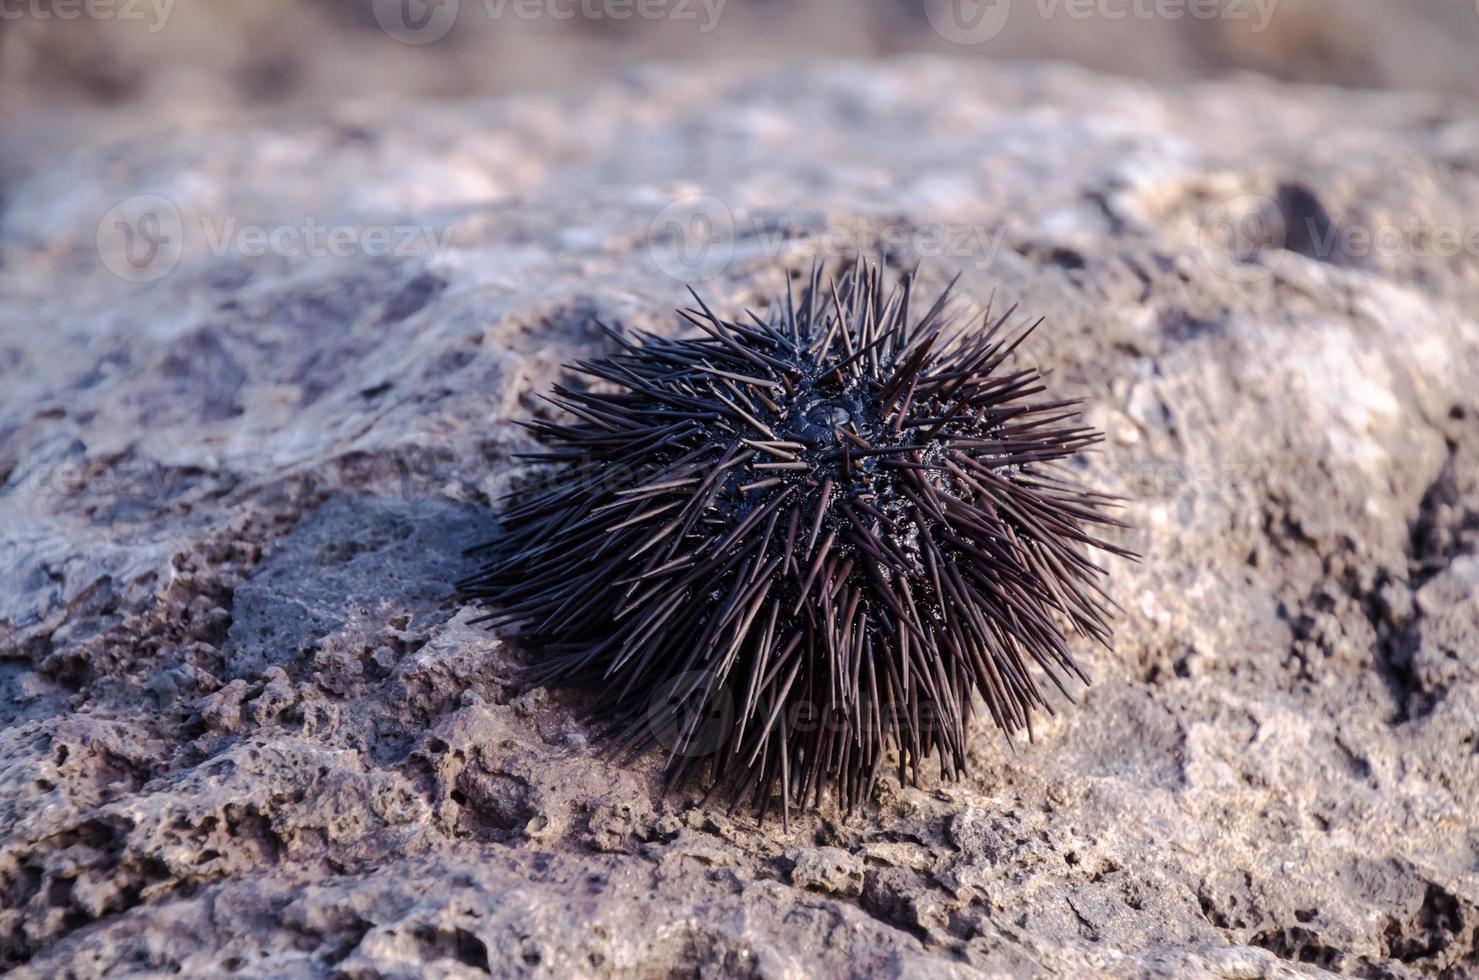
[
  {"left": 2, "top": 58, "right": 1478, "bottom": 978},
  {"left": 1410, "top": 555, "right": 1479, "bottom": 695},
  {"left": 226, "top": 495, "right": 495, "bottom": 681},
  {"left": 789, "top": 847, "right": 864, "bottom": 897}
]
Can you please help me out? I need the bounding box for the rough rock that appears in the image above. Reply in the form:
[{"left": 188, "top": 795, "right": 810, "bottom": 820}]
[{"left": 1, "top": 58, "right": 1478, "bottom": 977}]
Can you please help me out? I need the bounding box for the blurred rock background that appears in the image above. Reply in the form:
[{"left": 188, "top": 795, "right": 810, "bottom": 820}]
[{"left": 2, "top": 0, "right": 1477, "bottom": 184}]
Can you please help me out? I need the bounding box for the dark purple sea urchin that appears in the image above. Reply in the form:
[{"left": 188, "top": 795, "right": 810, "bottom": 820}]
[{"left": 460, "top": 262, "right": 1132, "bottom": 819}]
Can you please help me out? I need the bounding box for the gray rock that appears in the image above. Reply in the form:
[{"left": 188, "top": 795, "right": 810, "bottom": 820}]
[
  {"left": 1412, "top": 556, "right": 1479, "bottom": 693},
  {"left": 2, "top": 58, "right": 1478, "bottom": 978},
  {"left": 226, "top": 494, "right": 495, "bottom": 680},
  {"left": 789, "top": 847, "right": 865, "bottom": 898}
]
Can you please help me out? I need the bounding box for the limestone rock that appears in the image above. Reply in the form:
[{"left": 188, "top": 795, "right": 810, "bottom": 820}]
[{"left": 2, "top": 59, "right": 1478, "bottom": 977}]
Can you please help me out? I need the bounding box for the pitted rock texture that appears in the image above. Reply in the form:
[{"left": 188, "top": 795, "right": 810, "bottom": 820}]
[{"left": 1, "top": 59, "right": 1478, "bottom": 978}]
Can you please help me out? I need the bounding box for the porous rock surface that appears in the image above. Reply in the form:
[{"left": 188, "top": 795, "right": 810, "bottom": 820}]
[{"left": 1, "top": 59, "right": 1478, "bottom": 978}]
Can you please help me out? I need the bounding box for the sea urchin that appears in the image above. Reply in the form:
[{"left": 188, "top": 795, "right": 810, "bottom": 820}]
[{"left": 460, "top": 262, "right": 1132, "bottom": 819}]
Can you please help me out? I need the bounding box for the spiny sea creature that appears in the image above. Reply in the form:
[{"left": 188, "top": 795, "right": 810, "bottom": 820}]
[{"left": 460, "top": 261, "right": 1133, "bottom": 821}]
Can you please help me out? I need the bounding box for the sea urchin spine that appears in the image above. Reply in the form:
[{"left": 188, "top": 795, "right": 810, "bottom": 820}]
[{"left": 460, "top": 262, "right": 1132, "bottom": 819}]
